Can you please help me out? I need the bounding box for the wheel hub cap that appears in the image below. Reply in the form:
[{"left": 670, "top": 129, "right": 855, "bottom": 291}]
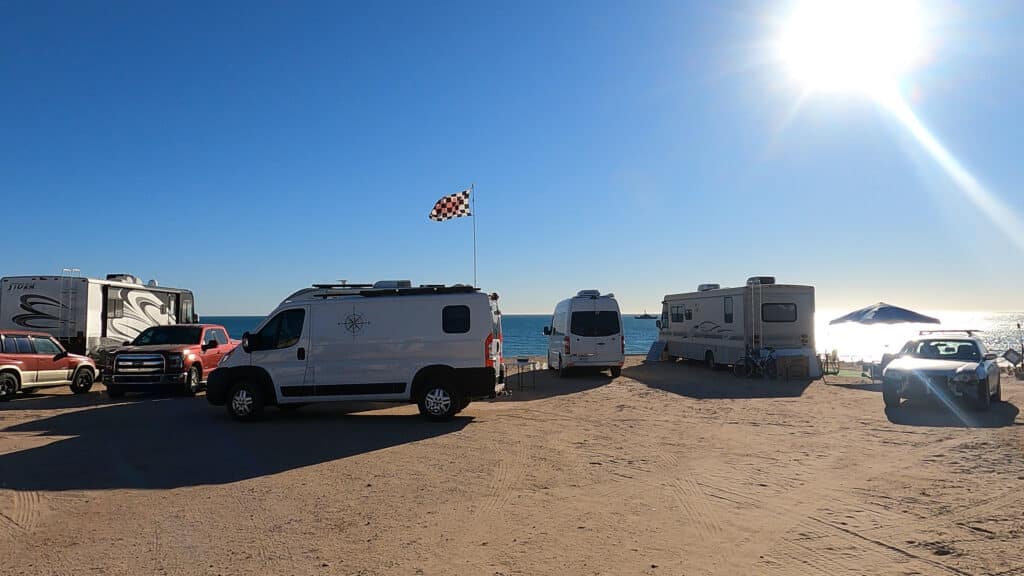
[
  {"left": 424, "top": 388, "right": 452, "bottom": 415},
  {"left": 232, "top": 389, "right": 253, "bottom": 416}
]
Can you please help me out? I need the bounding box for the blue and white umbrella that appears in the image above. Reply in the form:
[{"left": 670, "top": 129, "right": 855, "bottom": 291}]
[{"left": 829, "top": 302, "right": 940, "bottom": 326}]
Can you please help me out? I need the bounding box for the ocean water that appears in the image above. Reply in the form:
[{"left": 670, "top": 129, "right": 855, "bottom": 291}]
[{"left": 202, "top": 311, "right": 1024, "bottom": 362}]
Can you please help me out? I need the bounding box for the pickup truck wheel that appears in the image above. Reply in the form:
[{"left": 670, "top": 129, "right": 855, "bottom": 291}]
[
  {"left": 417, "top": 382, "right": 458, "bottom": 421},
  {"left": 882, "top": 380, "right": 901, "bottom": 408},
  {"left": 70, "top": 368, "right": 94, "bottom": 394},
  {"left": 0, "top": 373, "right": 17, "bottom": 401},
  {"left": 972, "top": 378, "right": 991, "bottom": 412},
  {"left": 106, "top": 385, "right": 125, "bottom": 399},
  {"left": 227, "top": 380, "right": 264, "bottom": 421},
  {"left": 181, "top": 365, "right": 201, "bottom": 397}
]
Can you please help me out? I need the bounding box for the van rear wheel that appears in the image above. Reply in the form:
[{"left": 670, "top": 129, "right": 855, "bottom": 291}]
[
  {"left": 610, "top": 366, "right": 621, "bottom": 377},
  {"left": 418, "top": 382, "right": 459, "bottom": 421}
]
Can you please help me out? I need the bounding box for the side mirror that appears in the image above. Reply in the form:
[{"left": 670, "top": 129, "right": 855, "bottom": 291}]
[
  {"left": 203, "top": 340, "right": 219, "bottom": 351},
  {"left": 241, "top": 332, "right": 251, "bottom": 353},
  {"left": 983, "top": 352, "right": 997, "bottom": 361},
  {"left": 543, "top": 326, "right": 552, "bottom": 336},
  {"left": 656, "top": 320, "right": 662, "bottom": 329},
  {"left": 53, "top": 351, "right": 68, "bottom": 361}
]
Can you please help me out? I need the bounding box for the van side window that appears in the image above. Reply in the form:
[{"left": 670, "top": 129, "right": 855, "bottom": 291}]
[
  {"left": 253, "top": 309, "right": 305, "bottom": 350},
  {"left": 724, "top": 297, "right": 734, "bottom": 324},
  {"left": 442, "top": 305, "right": 471, "bottom": 334}
]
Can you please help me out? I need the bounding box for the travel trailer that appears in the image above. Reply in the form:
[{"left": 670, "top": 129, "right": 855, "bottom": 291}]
[
  {"left": 0, "top": 273, "right": 198, "bottom": 356},
  {"left": 207, "top": 281, "right": 504, "bottom": 421},
  {"left": 656, "top": 277, "right": 820, "bottom": 378},
  {"left": 543, "top": 290, "right": 625, "bottom": 377}
]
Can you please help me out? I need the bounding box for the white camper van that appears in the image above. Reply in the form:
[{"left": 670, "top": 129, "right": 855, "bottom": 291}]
[
  {"left": 0, "top": 274, "right": 198, "bottom": 356},
  {"left": 657, "top": 277, "right": 820, "bottom": 378},
  {"left": 543, "top": 290, "right": 624, "bottom": 377},
  {"left": 207, "top": 281, "right": 504, "bottom": 421}
]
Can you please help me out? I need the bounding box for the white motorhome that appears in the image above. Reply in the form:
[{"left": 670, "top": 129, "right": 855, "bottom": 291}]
[
  {"left": 0, "top": 274, "right": 198, "bottom": 356},
  {"left": 657, "top": 277, "right": 820, "bottom": 378},
  {"left": 543, "top": 290, "right": 624, "bottom": 377},
  {"left": 207, "top": 281, "right": 504, "bottom": 421}
]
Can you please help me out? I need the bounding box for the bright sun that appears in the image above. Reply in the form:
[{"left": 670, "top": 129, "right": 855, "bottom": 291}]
[{"left": 778, "top": 0, "right": 926, "bottom": 95}]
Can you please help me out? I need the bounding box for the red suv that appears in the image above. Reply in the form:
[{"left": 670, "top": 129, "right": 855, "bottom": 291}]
[{"left": 0, "top": 331, "right": 98, "bottom": 400}]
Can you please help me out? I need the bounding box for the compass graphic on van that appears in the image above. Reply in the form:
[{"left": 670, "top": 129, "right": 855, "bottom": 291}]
[{"left": 342, "top": 308, "right": 370, "bottom": 337}]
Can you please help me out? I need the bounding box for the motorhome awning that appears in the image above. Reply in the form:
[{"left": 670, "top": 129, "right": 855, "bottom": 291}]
[{"left": 829, "top": 302, "right": 940, "bottom": 325}]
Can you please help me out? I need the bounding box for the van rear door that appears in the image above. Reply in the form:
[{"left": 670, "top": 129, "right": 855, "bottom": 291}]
[{"left": 569, "top": 302, "right": 622, "bottom": 365}]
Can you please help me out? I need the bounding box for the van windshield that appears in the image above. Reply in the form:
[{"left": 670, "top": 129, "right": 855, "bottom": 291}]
[{"left": 570, "top": 311, "right": 620, "bottom": 337}]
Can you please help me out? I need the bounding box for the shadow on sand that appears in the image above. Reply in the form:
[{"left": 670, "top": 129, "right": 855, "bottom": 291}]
[
  {"left": 622, "top": 360, "right": 813, "bottom": 399},
  {"left": 0, "top": 394, "right": 470, "bottom": 492},
  {"left": 885, "top": 398, "right": 1019, "bottom": 428}
]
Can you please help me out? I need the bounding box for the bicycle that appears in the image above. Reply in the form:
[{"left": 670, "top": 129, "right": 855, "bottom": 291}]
[{"left": 733, "top": 346, "right": 778, "bottom": 379}]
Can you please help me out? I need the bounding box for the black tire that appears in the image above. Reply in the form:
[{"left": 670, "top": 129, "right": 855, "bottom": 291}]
[
  {"left": 558, "top": 355, "right": 569, "bottom": 378},
  {"left": 882, "top": 380, "right": 901, "bottom": 408},
  {"left": 0, "top": 372, "right": 17, "bottom": 401},
  {"left": 705, "top": 352, "right": 716, "bottom": 371},
  {"left": 610, "top": 366, "right": 622, "bottom": 377},
  {"left": 106, "top": 385, "right": 125, "bottom": 398},
  {"left": 417, "top": 380, "right": 459, "bottom": 421},
  {"left": 226, "top": 380, "right": 265, "bottom": 421},
  {"left": 181, "top": 365, "right": 201, "bottom": 397},
  {"left": 70, "top": 368, "right": 94, "bottom": 394},
  {"left": 992, "top": 376, "right": 1002, "bottom": 403},
  {"left": 973, "top": 378, "right": 991, "bottom": 412}
]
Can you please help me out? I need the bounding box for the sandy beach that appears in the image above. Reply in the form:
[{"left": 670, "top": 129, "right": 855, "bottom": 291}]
[{"left": 0, "top": 356, "right": 1021, "bottom": 575}]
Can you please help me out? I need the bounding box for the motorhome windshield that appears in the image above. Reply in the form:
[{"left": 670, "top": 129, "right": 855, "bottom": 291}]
[
  {"left": 132, "top": 326, "right": 202, "bottom": 346},
  {"left": 570, "top": 311, "right": 620, "bottom": 337}
]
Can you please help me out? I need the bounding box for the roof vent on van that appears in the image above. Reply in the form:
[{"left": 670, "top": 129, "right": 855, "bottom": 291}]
[
  {"left": 576, "top": 290, "right": 602, "bottom": 298},
  {"left": 747, "top": 276, "right": 776, "bottom": 286},
  {"left": 698, "top": 283, "right": 720, "bottom": 292},
  {"left": 373, "top": 280, "right": 412, "bottom": 289}
]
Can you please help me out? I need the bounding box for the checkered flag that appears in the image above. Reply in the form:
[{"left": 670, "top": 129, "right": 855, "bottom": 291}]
[{"left": 428, "top": 189, "right": 472, "bottom": 222}]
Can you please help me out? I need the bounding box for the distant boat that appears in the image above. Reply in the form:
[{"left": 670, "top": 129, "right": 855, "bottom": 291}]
[{"left": 635, "top": 310, "right": 657, "bottom": 319}]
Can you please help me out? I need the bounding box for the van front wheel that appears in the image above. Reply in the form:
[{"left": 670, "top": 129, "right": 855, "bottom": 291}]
[
  {"left": 227, "top": 380, "right": 265, "bottom": 421},
  {"left": 418, "top": 382, "right": 459, "bottom": 421}
]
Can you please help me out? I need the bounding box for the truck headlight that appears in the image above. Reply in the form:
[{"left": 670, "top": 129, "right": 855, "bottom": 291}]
[
  {"left": 166, "top": 354, "right": 184, "bottom": 370},
  {"left": 952, "top": 372, "right": 977, "bottom": 384}
]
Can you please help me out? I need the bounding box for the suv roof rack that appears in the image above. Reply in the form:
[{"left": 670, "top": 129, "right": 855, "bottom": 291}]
[{"left": 918, "top": 329, "right": 983, "bottom": 337}]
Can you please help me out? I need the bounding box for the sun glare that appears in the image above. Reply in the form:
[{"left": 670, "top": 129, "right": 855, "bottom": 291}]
[{"left": 778, "top": 0, "right": 926, "bottom": 95}]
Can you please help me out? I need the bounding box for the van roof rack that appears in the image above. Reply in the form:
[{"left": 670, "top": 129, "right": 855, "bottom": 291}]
[
  {"left": 312, "top": 285, "right": 479, "bottom": 299},
  {"left": 918, "top": 329, "right": 983, "bottom": 337},
  {"left": 312, "top": 283, "right": 374, "bottom": 289}
]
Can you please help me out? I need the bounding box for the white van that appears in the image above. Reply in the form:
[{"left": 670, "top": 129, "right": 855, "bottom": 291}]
[
  {"left": 543, "top": 290, "right": 624, "bottom": 377},
  {"left": 207, "top": 281, "right": 504, "bottom": 421}
]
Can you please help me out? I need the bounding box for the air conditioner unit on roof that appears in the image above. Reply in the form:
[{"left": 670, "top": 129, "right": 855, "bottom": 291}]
[
  {"left": 698, "top": 283, "right": 720, "bottom": 292},
  {"left": 747, "top": 276, "right": 776, "bottom": 286},
  {"left": 576, "top": 289, "right": 601, "bottom": 297}
]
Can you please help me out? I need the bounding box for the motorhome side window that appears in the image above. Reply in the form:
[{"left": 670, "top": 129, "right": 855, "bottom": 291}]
[
  {"left": 442, "top": 305, "right": 471, "bottom": 334},
  {"left": 106, "top": 298, "right": 124, "bottom": 319},
  {"left": 724, "top": 297, "right": 734, "bottom": 324},
  {"left": 671, "top": 306, "right": 685, "bottom": 323},
  {"left": 762, "top": 303, "right": 797, "bottom": 322},
  {"left": 254, "top": 309, "right": 305, "bottom": 350},
  {"left": 685, "top": 309, "right": 692, "bottom": 320}
]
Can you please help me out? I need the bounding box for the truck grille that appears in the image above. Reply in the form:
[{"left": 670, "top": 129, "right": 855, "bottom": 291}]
[{"left": 115, "top": 354, "right": 165, "bottom": 374}]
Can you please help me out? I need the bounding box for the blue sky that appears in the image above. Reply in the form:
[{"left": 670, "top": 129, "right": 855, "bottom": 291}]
[{"left": 3, "top": 0, "right": 1023, "bottom": 314}]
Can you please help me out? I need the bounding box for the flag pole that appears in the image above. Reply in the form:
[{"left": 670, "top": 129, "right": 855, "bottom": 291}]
[{"left": 471, "top": 183, "right": 477, "bottom": 287}]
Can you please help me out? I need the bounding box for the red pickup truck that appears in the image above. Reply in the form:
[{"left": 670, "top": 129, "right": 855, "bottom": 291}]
[
  {"left": 0, "top": 330, "right": 98, "bottom": 400},
  {"left": 103, "top": 324, "right": 239, "bottom": 398}
]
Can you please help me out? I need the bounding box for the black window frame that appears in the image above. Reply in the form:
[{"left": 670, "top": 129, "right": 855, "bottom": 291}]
[
  {"left": 762, "top": 303, "right": 798, "bottom": 323},
  {"left": 106, "top": 298, "right": 124, "bottom": 319},
  {"left": 442, "top": 305, "right": 472, "bottom": 334},
  {"left": 724, "top": 297, "right": 734, "bottom": 324}
]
